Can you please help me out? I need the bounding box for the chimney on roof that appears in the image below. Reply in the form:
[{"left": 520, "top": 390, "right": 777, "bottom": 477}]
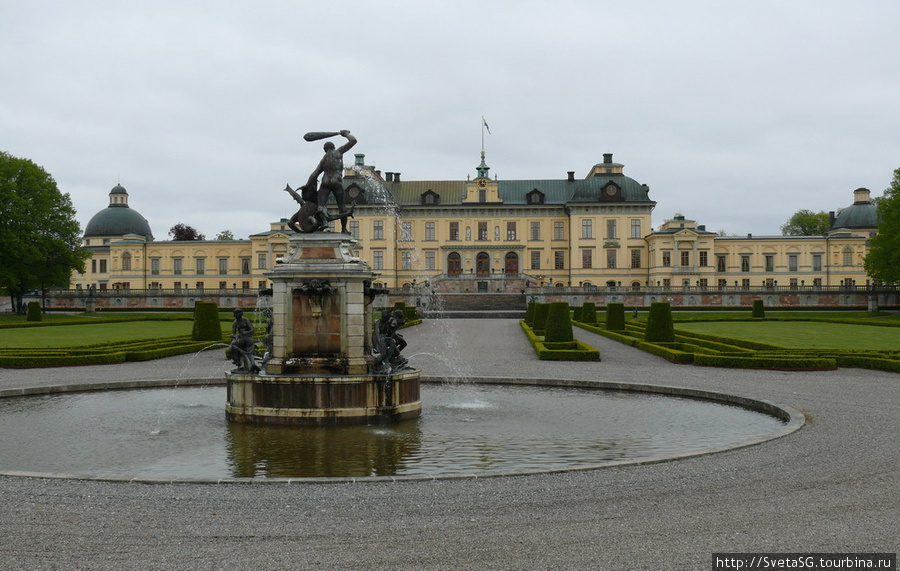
[
  {"left": 603, "top": 153, "right": 613, "bottom": 164},
  {"left": 385, "top": 172, "right": 394, "bottom": 182},
  {"left": 567, "top": 171, "right": 575, "bottom": 182},
  {"left": 375, "top": 170, "right": 381, "bottom": 178},
  {"left": 354, "top": 153, "right": 365, "bottom": 166},
  {"left": 698, "top": 225, "right": 706, "bottom": 231},
  {"left": 394, "top": 172, "right": 401, "bottom": 182},
  {"left": 829, "top": 211, "right": 835, "bottom": 227},
  {"left": 854, "top": 187, "right": 871, "bottom": 204}
]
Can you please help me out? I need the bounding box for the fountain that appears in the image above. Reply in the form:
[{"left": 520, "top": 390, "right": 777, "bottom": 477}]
[{"left": 225, "top": 130, "right": 421, "bottom": 425}]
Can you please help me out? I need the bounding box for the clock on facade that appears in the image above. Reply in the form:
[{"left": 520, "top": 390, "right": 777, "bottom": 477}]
[
  {"left": 478, "top": 179, "right": 487, "bottom": 188},
  {"left": 605, "top": 185, "right": 618, "bottom": 196}
]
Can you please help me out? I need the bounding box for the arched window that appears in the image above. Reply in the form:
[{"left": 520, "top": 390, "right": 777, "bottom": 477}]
[
  {"left": 504, "top": 252, "right": 518, "bottom": 274},
  {"left": 476, "top": 252, "right": 490, "bottom": 275},
  {"left": 447, "top": 252, "right": 462, "bottom": 275},
  {"left": 121, "top": 252, "right": 132, "bottom": 271}
]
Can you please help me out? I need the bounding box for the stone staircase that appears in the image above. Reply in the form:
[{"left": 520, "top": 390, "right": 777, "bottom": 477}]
[{"left": 422, "top": 292, "right": 526, "bottom": 319}]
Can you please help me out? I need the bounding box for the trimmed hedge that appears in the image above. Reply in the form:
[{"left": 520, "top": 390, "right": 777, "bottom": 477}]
[
  {"left": 752, "top": 299, "right": 765, "bottom": 318},
  {"left": 26, "top": 302, "right": 42, "bottom": 322},
  {"left": 192, "top": 301, "right": 223, "bottom": 341},
  {"left": 520, "top": 321, "right": 600, "bottom": 361},
  {"left": 693, "top": 353, "right": 836, "bottom": 370},
  {"left": 532, "top": 303, "right": 550, "bottom": 335},
  {"left": 636, "top": 342, "right": 695, "bottom": 364},
  {"left": 581, "top": 302, "right": 597, "bottom": 324},
  {"left": 545, "top": 302, "right": 574, "bottom": 342},
  {"left": 645, "top": 302, "right": 675, "bottom": 342},
  {"left": 606, "top": 303, "right": 625, "bottom": 331},
  {"left": 524, "top": 302, "right": 537, "bottom": 326}
]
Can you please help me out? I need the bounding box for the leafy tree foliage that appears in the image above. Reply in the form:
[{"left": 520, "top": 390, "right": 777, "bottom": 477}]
[
  {"left": 864, "top": 167, "right": 900, "bottom": 283},
  {"left": 0, "top": 151, "right": 88, "bottom": 313},
  {"left": 780, "top": 209, "right": 831, "bottom": 236},
  {"left": 169, "top": 223, "right": 205, "bottom": 241},
  {"left": 215, "top": 229, "right": 235, "bottom": 240}
]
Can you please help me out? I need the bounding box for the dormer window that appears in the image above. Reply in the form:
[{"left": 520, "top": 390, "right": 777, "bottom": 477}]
[
  {"left": 526, "top": 189, "right": 545, "bottom": 205},
  {"left": 421, "top": 190, "right": 439, "bottom": 205}
]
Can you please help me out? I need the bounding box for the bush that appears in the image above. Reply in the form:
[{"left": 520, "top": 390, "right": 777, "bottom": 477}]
[
  {"left": 581, "top": 302, "right": 597, "bottom": 324},
  {"left": 606, "top": 302, "right": 625, "bottom": 331},
  {"left": 520, "top": 321, "right": 600, "bottom": 361},
  {"left": 192, "top": 301, "right": 223, "bottom": 341},
  {"left": 572, "top": 306, "right": 583, "bottom": 322},
  {"left": 645, "top": 302, "right": 675, "bottom": 342},
  {"left": 752, "top": 299, "right": 765, "bottom": 318},
  {"left": 545, "top": 302, "right": 574, "bottom": 342},
  {"left": 532, "top": 303, "right": 550, "bottom": 334},
  {"left": 26, "top": 301, "right": 42, "bottom": 322},
  {"left": 524, "top": 302, "right": 537, "bottom": 326}
]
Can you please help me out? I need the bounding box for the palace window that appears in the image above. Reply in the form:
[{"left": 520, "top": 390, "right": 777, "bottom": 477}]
[
  {"left": 788, "top": 254, "right": 798, "bottom": 272},
  {"left": 478, "top": 221, "right": 488, "bottom": 241},
  {"left": 401, "top": 251, "right": 412, "bottom": 271},
  {"left": 530, "top": 222, "right": 541, "bottom": 241},
  {"left": 699, "top": 251, "right": 708, "bottom": 267},
  {"left": 150, "top": 258, "right": 160, "bottom": 275},
  {"left": 554, "top": 251, "right": 565, "bottom": 270},
  {"left": 425, "top": 251, "right": 436, "bottom": 270},
  {"left": 173, "top": 258, "right": 183, "bottom": 275},
  {"left": 349, "top": 221, "right": 360, "bottom": 239},
  {"left": 554, "top": 221, "right": 565, "bottom": 240},
  {"left": 630, "top": 219, "right": 642, "bottom": 239},
  {"left": 530, "top": 251, "right": 541, "bottom": 270},
  {"left": 241, "top": 258, "right": 251, "bottom": 275},
  {"left": 196, "top": 258, "right": 205, "bottom": 275},
  {"left": 218, "top": 258, "right": 228, "bottom": 275},
  {"left": 662, "top": 251, "right": 671, "bottom": 267},
  {"left": 607, "top": 249, "right": 616, "bottom": 269},
  {"left": 606, "top": 219, "right": 617, "bottom": 239},
  {"left": 680, "top": 251, "right": 690, "bottom": 267},
  {"left": 843, "top": 247, "right": 853, "bottom": 266},
  {"left": 582, "top": 249, "right": 592, "bottom": 269},
  {"left": 716, "top": 255, "right": 726, "bottom": 272},
  {"left": 765, "top": 254, "right": 775, "bottom": 272},
  {"left": 401, "top": 221, "right": 412, "bottom": 241},
  {"left": 812, "top": 254, "right": 822, "bottom": 272},
  {"left": 122, "top": 252, "right": 132, "bottom": 271},
  {"left": 425, "top": 222, "right": 435, "bottom": 241},
  {"left": 507, "top": 221, "right": 516, "bottom": 240},
  {"left": 449, "top": 222, "right": 460, "bottom": 241},
  {"left": 258, "top": 253, "right": 267, "bottom": 270},
  {"left": 631, "top": 249, "right": 641, "bottom": 269},
  {"left": 373, "top": 220, "right": 384, "bottom": 240},
  {"left": 373, "top": 250, "right": 384, "bottom": 270},
  {"left": 581, "top": 219, "right": 593, "bottom": 239},
  {"left": 741, "top": 255, "right": 751, "bottom": 272}
]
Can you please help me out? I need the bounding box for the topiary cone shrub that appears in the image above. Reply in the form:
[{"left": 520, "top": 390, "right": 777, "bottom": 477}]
[
  {"left": 644, "top": 301, "right": 675, "bottom": 342},
  {"left": 533, "top": 303, "right": 550, "bottom": 334},
  {"left": 192, "top": 301, "right": 223, "bottom": 341},
  {"left": 581, "top": 302, "right": 597, "bottom": 324},
  {"left": 26, "top": 301, "right": 42, "bottom": 322},
  {"left": 545, "top": 302, "right": 574, "bottom": 342},
  {"left": 525, "top": 302, "right": 537, "bottom": 326},
  {"left": 606, "top": 302, "right": 625, "bottom": 331},
  {"left": 751, "top": 299, "right": 765, "bottom": 318},
  {"left": 572, "top": 306, "right": 583, "bottom": 322}
]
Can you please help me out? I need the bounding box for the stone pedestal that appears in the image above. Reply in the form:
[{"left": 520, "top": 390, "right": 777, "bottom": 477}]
[{"left": 226, "top": 232, "right": 421, "bottom": 426}]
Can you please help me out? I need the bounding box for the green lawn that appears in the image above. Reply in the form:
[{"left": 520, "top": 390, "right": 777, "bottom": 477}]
[
  {"left": 0, "top": 321, "right": 207, "bottom": 348},
  {"left": 675, "top": 321, "right": 900, "bottom": 350}
]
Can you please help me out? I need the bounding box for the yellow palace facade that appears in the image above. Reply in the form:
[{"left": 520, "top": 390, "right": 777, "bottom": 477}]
[{"left": 65, "top": 152, "right": 877, "bottom": 308}]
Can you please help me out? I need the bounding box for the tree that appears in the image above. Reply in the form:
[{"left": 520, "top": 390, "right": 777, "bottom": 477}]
[
  {"left": 169, "top": 223, "right": 205, "bottom": 241},
  {"left": 215, "top": 229, "right": 235, "bottom": 241},
  {"left": 0, "top": 151, "right": 89, "bottom": 313},
  {"left": 780, "top": 209, "right": 830, "bottom": 236},
  {"left": 864, "top": 167, "right": 900, "bottom": 283}
]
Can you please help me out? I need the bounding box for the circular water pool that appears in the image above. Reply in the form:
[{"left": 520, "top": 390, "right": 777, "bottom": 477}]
[{"left": 0, "top": 383, "right": 792, "bottom": 480}]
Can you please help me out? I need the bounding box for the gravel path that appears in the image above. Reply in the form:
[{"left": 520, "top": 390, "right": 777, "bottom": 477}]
[{"left": 0, "top": 319, "right": 896, "bottom": 570}]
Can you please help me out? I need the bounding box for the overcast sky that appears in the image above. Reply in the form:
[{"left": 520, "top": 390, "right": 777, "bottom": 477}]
[{"left": 3, "top": 1, "right": 899, "bottom": 241}]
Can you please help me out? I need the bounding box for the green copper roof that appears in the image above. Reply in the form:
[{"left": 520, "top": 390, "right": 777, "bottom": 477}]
[
  {"left": 84, "top": 205, "right": 154, "bottom": 240},
  {"left": 832, "top": 202, "right": 878, "bottom": 230}
]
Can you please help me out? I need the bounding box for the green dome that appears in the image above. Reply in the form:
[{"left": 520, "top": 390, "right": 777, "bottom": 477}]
[
  {"left": 831, "top": 188, "right": 878, "bottom": 230},
  {"left": 84, "top": 184, "right": 154, "bottom": 240}
]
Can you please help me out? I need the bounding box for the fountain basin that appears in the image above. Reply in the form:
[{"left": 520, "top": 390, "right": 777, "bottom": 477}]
[
  {"left": 226, "top": 369, "right": 421, "bottom": 425},
  {"left": 0, "top": 377, "right": 802, "bottom": 482}
]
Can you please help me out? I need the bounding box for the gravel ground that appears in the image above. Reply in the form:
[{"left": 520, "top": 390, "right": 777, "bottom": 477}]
[{"left": 0, "top": 319, "right": 896, "bottom": 570}]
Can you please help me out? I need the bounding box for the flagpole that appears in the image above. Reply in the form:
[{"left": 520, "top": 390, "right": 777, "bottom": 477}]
[{"left": 481, "top": 116, "right": 485, "bottom": 154}]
